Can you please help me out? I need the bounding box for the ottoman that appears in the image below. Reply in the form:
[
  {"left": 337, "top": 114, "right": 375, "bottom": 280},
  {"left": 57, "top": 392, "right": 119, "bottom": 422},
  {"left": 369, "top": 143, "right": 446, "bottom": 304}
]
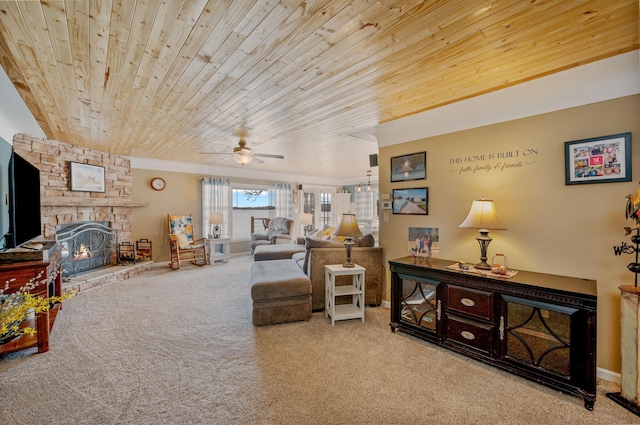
[
  {"left": 253, "top": 244, "right": 305, "bottom": 261},
  {"left": 250, "top": 259, "right": 312, "bottom": 326}
]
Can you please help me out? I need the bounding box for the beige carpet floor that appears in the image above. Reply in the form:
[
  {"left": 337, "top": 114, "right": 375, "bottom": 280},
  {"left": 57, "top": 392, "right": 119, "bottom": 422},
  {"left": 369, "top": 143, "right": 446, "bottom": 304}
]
[{"left": 0, "top": 255, "right": 639, "bottom": 424}]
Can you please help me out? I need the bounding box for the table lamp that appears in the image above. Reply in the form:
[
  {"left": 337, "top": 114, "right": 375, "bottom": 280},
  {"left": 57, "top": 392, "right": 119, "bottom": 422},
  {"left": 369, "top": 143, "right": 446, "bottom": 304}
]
[
  {"left": 209, "top": 213, "right": 223, "bottom": 239},
  {"left": 459, "top": 197, "right": 506, "bottom": 269},
  {"left": 333, "top": 213, "right": 363, "bottom": 268},
  {"left": 299, "top": 212, "right": 313, "bottom": 235}
]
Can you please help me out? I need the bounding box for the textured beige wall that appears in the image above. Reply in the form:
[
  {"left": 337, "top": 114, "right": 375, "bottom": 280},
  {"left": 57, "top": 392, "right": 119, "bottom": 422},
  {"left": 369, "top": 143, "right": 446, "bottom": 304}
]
[
  {"left": 379, "top": 94, "right": 640, "bottom": 373},
  {"left": 130, "top": 170, "right": 302, "bottom": 262},
  {"left": 131, "top": 169, "right": 204, "bottom": 263}
]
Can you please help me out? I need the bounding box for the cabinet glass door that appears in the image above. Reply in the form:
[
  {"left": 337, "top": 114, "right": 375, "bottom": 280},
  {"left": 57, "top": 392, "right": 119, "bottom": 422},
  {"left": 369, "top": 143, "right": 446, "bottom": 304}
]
[
  {"left": 500, "top": 295, "right": 576, "bottom": 377},
  {"left": 399, "top": 275, "right": 439, "bottom": 333}
]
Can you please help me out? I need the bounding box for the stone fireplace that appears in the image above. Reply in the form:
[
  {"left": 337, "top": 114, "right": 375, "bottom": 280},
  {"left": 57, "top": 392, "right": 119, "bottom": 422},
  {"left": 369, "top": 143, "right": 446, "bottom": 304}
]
[
  {"left": 55, "top": 221, "right": 118, "bottom": 280},
  {"left": 11, "top": 134, "right": 151, "bottom": 292}
]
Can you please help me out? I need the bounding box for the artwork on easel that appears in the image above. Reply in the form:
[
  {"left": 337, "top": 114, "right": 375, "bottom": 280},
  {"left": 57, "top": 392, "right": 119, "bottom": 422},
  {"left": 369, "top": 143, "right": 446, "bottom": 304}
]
[{"left": 408, "top": 227, "right": 439, "bottom": 258}]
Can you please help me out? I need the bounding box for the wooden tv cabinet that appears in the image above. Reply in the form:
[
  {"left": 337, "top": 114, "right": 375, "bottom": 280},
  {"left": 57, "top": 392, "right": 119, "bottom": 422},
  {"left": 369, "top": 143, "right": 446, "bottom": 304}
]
[
  {"left": 0, "top": 244, "right": 63, "bottom": 355},
  {"left": 389, "top": 256, "right": 597, "bottom": 410}
]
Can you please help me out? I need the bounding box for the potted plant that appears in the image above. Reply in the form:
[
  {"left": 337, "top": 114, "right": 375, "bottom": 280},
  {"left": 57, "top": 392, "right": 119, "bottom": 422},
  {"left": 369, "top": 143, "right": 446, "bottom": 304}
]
[{"left": 0, "top": 274, "right": 74, "bottom": 344}]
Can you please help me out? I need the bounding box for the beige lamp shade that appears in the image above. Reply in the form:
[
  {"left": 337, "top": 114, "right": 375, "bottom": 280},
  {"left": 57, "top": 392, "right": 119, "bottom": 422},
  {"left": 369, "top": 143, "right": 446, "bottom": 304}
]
[
  {"left": 334, "top": 213, "right": 363, "bottom": 238},
  {"left": 209, "top": 213, "right": 224, "bottom": 224},
  {"left": 299, "top": 212, "right": 313, "bottom": 226},
  {"left": 459, "top": 198, "right": 506, "bottom": 230},
  {"left": 333, "top": 213, "right": 363, "bottom": 268}
]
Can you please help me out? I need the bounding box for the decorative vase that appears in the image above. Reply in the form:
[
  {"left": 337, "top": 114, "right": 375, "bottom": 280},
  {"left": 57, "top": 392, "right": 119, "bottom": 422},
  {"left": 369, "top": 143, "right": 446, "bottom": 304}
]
[
  {"left": 0, "top": 320, "right": 23, "bottom": 344},
  {"left": 0, "top": 292, "right": 27, "bottom": 344}
]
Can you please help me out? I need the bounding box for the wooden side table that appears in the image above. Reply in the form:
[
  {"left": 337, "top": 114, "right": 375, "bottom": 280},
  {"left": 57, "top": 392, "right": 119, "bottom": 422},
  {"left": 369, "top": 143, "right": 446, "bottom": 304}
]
[
  {"left": 206, "top": 237, "right": 231, "bottom": 265},
  {"left": 0, "top": 245, "right": 63, "bottom": 355},
  {"left": 324, "top": 264, "right": 365, "bottom": 325}
]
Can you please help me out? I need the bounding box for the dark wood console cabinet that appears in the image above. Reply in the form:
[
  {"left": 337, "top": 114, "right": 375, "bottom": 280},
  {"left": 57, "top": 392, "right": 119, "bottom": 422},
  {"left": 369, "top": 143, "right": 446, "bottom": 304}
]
[
  {"left": 389, "top": 256, "right": 597, "bottom": 410},
  {"left": 0, "top": 245, "right": 63, "bottom": 355}
]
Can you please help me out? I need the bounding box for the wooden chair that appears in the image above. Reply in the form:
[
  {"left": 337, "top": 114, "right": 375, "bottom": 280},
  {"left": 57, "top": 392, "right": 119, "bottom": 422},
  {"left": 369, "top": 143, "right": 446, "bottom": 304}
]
[{"left": 168, "top": 215, "right": 208, "bottom": 270}]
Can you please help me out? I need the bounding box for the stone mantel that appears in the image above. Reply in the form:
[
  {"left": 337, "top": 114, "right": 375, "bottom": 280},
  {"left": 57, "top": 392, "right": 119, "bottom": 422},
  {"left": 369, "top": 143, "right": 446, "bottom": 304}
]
[{"left": 41, "top": 197, "right": 149, "bottom": 208}]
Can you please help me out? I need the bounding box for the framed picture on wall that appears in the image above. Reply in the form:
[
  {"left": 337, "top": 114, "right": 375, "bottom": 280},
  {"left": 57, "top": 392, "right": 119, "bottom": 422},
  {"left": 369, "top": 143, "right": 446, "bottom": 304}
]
[
  {"left": 391, "top": 152, "right": 426, "bottom": 182},
  {"left": 564, "top": 132, "right": 631, "bottom": 185},
  {"left": 70, "top": 162, "right": 106, "bottom": 192},
  {"left": 392, "top": 188, "right": 428, "bottom": 215}
]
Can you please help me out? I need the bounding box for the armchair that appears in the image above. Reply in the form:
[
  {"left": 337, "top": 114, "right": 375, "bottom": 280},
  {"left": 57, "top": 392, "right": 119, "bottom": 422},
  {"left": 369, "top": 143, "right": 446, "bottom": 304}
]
[
  {"left": 168, "top": 215, "right": 208, "bottom": 270},
  {"left": 250, "top": 216, "right": 294, "bottom": 254}
]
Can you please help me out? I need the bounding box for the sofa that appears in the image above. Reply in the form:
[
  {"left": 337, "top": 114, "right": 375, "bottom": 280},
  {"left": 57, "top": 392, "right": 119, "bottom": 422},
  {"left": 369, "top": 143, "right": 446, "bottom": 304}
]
[{"left": 292, "top": 235, "right": 383, "bottom": 311}]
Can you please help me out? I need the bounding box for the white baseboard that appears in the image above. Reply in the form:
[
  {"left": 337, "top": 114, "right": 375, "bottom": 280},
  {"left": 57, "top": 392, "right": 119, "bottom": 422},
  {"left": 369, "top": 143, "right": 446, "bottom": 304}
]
[{"left": 597, "top": 367, "right": 620, "bottom": 384}]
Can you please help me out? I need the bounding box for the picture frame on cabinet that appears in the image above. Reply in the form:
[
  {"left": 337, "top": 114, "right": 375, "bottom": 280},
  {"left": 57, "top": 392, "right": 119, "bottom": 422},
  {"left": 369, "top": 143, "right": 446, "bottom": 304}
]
[
  {"left": 564, "top": 132, "right": 631, "bottom": 185},
  {"left": 70, "top": 162, "right": 105, "bottom": 192},
  {"left": 392, "top": 188, "right": 428, "bottom": 215},
  {"left": 408, "top": 227, "right": 439, "bottom": 258},
  {"left": 391, "top": 151, "right": 426, "bottom": 182}
]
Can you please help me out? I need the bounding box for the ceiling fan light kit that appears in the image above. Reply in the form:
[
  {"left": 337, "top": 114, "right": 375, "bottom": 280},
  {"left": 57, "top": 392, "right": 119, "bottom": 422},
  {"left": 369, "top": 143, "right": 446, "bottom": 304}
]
[
  {"left": 202, "top": 134, "right": 284, "bottom": 166},
  {"left": 233, "top": 149, "right": 253, "bottom": 165}
]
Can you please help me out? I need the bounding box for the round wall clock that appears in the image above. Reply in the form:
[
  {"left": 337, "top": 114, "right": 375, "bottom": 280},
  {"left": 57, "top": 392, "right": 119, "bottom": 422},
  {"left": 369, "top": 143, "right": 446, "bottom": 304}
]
[{"left": 151, "top": 177, "right": 166, "bottom": 191}]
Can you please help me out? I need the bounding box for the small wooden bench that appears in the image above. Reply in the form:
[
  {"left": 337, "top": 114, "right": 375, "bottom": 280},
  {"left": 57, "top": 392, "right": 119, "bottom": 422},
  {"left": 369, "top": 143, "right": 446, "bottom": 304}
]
[{"left": 250, "top": 259, "right": 312, "bottom": 326}]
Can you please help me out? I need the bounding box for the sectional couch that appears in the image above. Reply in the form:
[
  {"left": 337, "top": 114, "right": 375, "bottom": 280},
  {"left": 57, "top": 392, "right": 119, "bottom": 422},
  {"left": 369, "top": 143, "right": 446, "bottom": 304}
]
[{"left": 292, "top": 236, "right": 383, "bottom": 311}]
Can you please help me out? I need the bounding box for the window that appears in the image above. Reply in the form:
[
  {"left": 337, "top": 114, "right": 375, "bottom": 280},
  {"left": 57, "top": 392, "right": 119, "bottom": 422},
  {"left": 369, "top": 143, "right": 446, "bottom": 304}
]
[
  {"left": 232, "top": 185, "right": 275, "bottom": 240},
  {"left": 303, "top": 191, "right": 315, "bottom": 220},
  {"left": 320, "top": 192, "right": 332, "bottom": 227}
]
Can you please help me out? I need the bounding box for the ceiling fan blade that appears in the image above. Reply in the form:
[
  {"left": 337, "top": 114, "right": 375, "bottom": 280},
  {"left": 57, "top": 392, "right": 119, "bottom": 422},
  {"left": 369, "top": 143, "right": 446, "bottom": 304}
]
[
  {"left": 200, "top": 151, "right": 233, "bottom": 155},
  {"left": 254, "top": 153, "right": 284, "bottom": 159},
  {"left": 214, "top": 156, "right": 234, "bottom": 162},
  {"left": 252, "top": 157, "right": 265, "bottom": 164}
]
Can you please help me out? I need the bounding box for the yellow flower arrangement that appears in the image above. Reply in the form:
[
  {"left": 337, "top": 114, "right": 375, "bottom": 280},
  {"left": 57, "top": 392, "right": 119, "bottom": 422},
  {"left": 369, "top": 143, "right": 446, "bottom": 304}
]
[{"left": 0, "top": 274, "right": 74, "bottom": 343}]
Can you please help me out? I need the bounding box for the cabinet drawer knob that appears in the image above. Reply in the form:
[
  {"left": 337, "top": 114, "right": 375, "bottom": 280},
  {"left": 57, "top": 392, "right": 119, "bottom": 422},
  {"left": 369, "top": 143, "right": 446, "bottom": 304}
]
[
  {"left": 461, "top": 330, "right": 475, "bottom": 340},
  {"left": 460, "top": 298, "right": 475, "bottom": 307}
]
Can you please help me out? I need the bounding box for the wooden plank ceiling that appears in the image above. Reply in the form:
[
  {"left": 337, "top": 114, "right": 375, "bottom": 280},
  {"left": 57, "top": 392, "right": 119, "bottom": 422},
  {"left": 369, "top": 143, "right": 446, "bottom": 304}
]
[{"left": 0, "top": 0, "right": 637, "bottom": 179}]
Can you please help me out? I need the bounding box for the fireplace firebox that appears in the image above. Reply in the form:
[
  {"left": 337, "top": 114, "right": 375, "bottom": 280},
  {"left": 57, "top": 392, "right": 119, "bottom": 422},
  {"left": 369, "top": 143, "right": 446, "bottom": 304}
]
[{"left": 55, "top": 221, "right": 118, "bottom": 280}]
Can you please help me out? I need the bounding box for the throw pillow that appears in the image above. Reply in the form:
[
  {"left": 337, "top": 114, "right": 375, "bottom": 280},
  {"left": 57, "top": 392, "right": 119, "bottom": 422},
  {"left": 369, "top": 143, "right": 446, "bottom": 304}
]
[
  {"left": 356, "top": 233, "right": 375, "bottom": 247},
  {"left": 175, "top": 233, "right": 190, "bottom": 249},
  {"left": 320, "top": 225, "right": 336, "bottom": 238},
  {"left": 304, "top": 228, "right": 318, "bottom": 239}
]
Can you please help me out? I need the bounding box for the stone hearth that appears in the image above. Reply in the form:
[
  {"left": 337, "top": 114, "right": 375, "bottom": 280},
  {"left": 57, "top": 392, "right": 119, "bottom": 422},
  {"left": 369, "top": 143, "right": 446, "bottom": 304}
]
[{"left": 63, "top": 261, "right": 152, "bottom": 294}]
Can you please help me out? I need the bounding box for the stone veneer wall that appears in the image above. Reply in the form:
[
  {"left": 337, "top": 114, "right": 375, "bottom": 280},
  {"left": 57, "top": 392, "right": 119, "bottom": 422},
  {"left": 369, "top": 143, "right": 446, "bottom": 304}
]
[{"left": 12, "top": 133, "right": 136, "bottom": 243}]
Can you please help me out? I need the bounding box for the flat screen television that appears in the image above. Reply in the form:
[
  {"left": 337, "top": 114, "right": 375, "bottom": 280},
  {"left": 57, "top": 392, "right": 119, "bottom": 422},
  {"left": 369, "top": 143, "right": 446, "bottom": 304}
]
[
  {"left": 0, "top": 137, "right": 42, "bottom": 249},
  {"left": 0, "top": 138, "right": 11, "bottom": 249}
]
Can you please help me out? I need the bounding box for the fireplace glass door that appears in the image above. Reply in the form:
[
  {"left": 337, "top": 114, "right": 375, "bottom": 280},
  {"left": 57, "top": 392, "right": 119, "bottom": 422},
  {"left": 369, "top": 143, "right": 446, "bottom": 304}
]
[{"left": 499, "top": 295, "right": 576, "bottom": 378}]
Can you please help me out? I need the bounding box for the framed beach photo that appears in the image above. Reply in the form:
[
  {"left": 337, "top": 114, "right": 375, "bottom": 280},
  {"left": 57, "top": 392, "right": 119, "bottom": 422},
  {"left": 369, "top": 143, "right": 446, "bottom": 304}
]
[
  {"left": 392, "top": 188, "right": 428, "bottom": 215},
  {"left": 564, "top": 132, "right": 631, "bottom": 185},
  {"left": 70, "top": 162, "right": 106, "bottom": 192},
  {"left": 391, "top": 152, "right": 426, "bottom": 182}
]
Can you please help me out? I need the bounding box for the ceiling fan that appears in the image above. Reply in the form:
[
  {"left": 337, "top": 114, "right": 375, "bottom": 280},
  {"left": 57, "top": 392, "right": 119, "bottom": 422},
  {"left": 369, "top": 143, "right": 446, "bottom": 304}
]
[{"left": 201, "top": 134, "right": 284, "bottom": 166}]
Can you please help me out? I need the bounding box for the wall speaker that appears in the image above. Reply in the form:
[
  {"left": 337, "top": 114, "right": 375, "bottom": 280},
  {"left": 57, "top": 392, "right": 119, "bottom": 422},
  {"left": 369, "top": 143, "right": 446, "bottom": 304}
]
[
  {"left": 369, "top": 153, "right": 378, "bottom": 167},
  {"left": 298, "top": 184, "right": 303, "bottom": 190}
]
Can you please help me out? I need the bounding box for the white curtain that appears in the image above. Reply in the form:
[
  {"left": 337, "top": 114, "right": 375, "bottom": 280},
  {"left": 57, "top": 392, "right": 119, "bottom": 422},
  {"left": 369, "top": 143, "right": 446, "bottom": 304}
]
[
  {"left": 275, "top": 183, "right": 293, "bottom": 218},
  {"left": 355, "top": 189, "right": 377, "bottom": 236},
  {"left": 202, "top": 178, "right": 231, "bottom": 238},
  {"left": 355, "top": 190, "right": 375, "bottom": 220}
]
